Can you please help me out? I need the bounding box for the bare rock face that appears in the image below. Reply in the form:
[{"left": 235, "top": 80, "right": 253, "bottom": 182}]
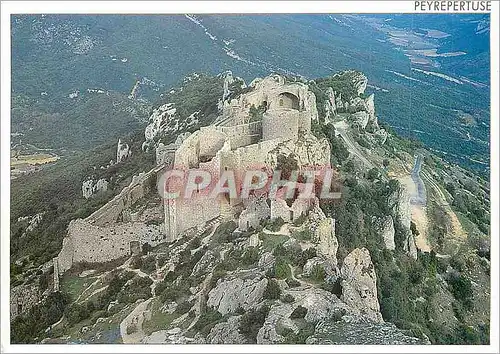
[
  {"left": 302, "top": 257, "right": 325, "bottom": 278},
  {"left": 380, "top": 216, "right": 396, "bottom": 250},
  {"left": 340, "top": 248, "right": 383, "bottom": 323},
  {"left": 116, "top": 139, "right": 131, "bottom": 163},
  {"left": 191, "top": 250, "right": 217, "bottom": 277},
  {"left": 222, "top": 70, "right": 235, "bottom": 101},
  {"left": 351, "top": 111, "right": 370, "bottom": 129},
  {"left": 207, "top": 315, "right": 248, "bottom": 344},
  {"left": 258, "top": 252, "right": 275, "bottom": 272},
  {"left": 393, "top": 184, "right": 418, "bottom": 259},
  {"left": 314, "top": 217, "right": 338, "bottom": 267},
  {"left": 407, "top": 234, "right": 418, "bottom": 260},
  {"left": 82, "top": 178, "right": 109, "bottom": 199},
  {"left": 82, "top": 179, "right": 94, "bottom": 199},
  {"left": 365, "top": 94, "right": 376, "bottom": 120},
  {"left": 396, "top": 184, "right": 412, "bottom": 229},
  {"left": 256, "top": 302, "right": 295, "bottom": 344},
  {"left": 207, "top": 276, "right": 268, "bottom": 315},
  {"left": 324, "top": 87, "right": 337, "bottom": 123},
  {"left": 257, "top": 286, "right": 352, "bottom": 344},
  {"left": 349, "top": 71, "right": 368, "bottom": 95},
  {"left": 144, "top": 103, "right": 177, "bottom": 144}
]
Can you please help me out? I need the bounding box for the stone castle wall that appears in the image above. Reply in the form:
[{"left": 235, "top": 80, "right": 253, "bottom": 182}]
[
  {"left": 56, "top": 165, "right": 166, "bottom": 274},
  {"left": 86, "top": 167, "right": 162, "bottom": 226},
  {"left": 58, "top": 219, "right": 166, "bottom": 274}
]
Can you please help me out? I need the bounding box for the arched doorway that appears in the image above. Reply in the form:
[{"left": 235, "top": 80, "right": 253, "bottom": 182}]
[{"left": 276, "top": 92, "right": 299, "bottom": 110}]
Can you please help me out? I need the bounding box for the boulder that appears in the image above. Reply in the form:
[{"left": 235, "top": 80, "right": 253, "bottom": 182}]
[
  {"left": 207, "top": 277, "right": 268, "bottom": 315},
  {"left": 340, "top": 248, "right": 383, "bottom": 323},
  {"left": 256, "top": 303, "right": 295, "bottom": 344}
]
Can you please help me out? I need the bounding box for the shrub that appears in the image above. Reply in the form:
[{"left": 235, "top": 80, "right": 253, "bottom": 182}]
[
  {"left": 292, "top": 228, "right": 312, "bottom": 241},
  {"left": 140, "top": 256, "right": 157, "bottom": 274},
  {"left": 176, "top": 301, "right": 193, "bottom": 315},
  {"left": 448, "top": 273, "right": 474, "bottom": 310},
  {"left": 294, "top": 248, "right": 317, "bottom": 268},
  {"left": 241, "top": 247, "right": 260, "bottom": 266},
  {"left": 281, "top": 294, "right": 295, "bottom": 303},
  {"left": 286, "top": 278, "right": 301, "bottom": 288},
  {"left": 267, "top": 217, "right": 285, "bottom": 232},
  {"left": 308, "top": 265, "right": 326, "bottom": 282},
  {"left": 239, "top": 305, "right": 270, "bottom": 343},
  {"left": 274, "top": 258, "right": 291, "bottom": 279},
  {"left": 290, "top": 306, "right": 308, "bottom": 319},
  {"left": 264, "top": 279, "right": 281, "bottom": 300},
  {"left": 126, "top": 323, "right": 137, "bottom": 335},
  {"left": 194, "top": 309, "right": 223, "bottom": 336}
]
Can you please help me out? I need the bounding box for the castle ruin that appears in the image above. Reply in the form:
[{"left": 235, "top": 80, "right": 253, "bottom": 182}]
[{"left": 56, "top": 73, "right": 332, "bottom": 273}]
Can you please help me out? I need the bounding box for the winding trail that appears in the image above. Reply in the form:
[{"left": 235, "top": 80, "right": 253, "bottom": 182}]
[{"left": 408, "top": 154, "right": 431, "bottom": 252}]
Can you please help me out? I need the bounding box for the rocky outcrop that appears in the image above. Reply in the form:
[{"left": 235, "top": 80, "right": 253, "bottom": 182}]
[
  {"left": 340, "top": 248, "right": 382, "bottom": 323},
  {"left": 365, "top": 94, "right": 376, "bottom": 121},
  {"left": 349, "top": 71, "right": 368, "bottom": 95},
  {"left": 314, "top": 217, "right": 338, "bottom": 266},
  {"left": 396, "top": 184, "right": 412, "bottom": 229},
  {"left": 379, "top": 216, "right": 396, "bottom": 250},
  {"left": 117, "top": 139, "right": 131, "bottom": 163},
  {"left": 222, "top": 70, "right": 235, "bottom": 101},
  {"left": 207, "top": 315, "right": 248, "bottom": 344},
  {"left": 291, "top": 287, "right": 353, "bottom": 323},
  {"left": 351, "top": 111, "right": 370, "bottom": 129},
  {"left": 207, "top": 276, "right": 268, "bottom": 315},
  {"left": 82, "top": 178, "right": 109, "bottom": 199},
  {"left": 393, "top": 184, "right": 418, "bottom": 259},
  {"left": 257, "top": 286, "right": 351, "bottom": 344},
  {"left": 302, "top": 257, "right": 325, "bottom": 278},
  {"left": 144, "top": 103, "right": 178, "bottom": 146},
  {"left": 191, "top": 250, "right": 217, "bottom": 277},
  {"left": 256, "top": 303, "right": 294, "bottom": 344},
  {"left": 258, "top": 252, "right": 276, "bottom": 272},
  {"left": 324, "top": 87, "right": 337, "bottom": 123},
  {"left": 407, "top": 234, "right": 418, "bottom": 260}
]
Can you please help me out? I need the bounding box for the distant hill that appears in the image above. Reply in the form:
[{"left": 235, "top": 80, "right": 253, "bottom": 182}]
[{"left": 11, "top": 14, "right": 490, "bottom": 173}]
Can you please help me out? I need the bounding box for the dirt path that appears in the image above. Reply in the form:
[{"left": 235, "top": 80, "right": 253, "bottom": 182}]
[
  {"left": 119, "top": 260, "right": 161, "bottom": 343},
  {"left": 421, "top": 170, "right": 467, "bottom": 243},
  {"left": 412, "top": 206, "right": 431, "bottom": 252},
  {"left": 398, "top": 155, "right": 433, "bottom": 253}
]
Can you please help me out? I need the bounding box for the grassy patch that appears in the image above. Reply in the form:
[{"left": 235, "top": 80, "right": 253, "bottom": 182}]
[
  {"left": 260, "top": 233, "right": 289, "bottom": 252},
  {"left": 61, "top": 275, "right": 96, "bottom": 302},
  {"left": 143, "top": 299, "right": 180, "bottom": 335}
]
